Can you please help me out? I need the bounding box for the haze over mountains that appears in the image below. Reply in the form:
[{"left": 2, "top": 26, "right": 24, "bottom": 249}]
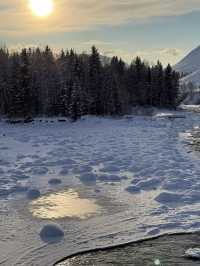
[{"left": 174, "top": 46, "right": 200, "bottom": 87}]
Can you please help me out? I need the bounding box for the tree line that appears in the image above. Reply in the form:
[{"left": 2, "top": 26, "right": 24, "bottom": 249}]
[{"left": 0, "top": 46, "right": 180, "bottom": 121}]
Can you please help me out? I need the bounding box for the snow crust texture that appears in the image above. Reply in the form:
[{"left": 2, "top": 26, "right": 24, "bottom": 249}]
[{"left": 0, "top": 112, "right": 200, "bottom": 265}]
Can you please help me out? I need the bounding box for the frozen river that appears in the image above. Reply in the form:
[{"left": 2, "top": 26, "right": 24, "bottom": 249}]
[{"left": 1, "top": 109, "right": 200, "bottom": 266}]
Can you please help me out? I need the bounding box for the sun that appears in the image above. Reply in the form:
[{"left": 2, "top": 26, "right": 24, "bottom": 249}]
[{"left": 29, "top": 0, "right": 54, "bottom": 17}]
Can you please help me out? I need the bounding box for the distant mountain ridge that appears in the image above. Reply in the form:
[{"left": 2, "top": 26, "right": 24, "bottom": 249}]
[{"left": 174, "top": 46, "right": 200, "bottom": 86}]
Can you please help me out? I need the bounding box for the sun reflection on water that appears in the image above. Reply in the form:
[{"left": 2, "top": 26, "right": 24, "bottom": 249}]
[{"left": 29, "top": 189, "right": 101, "bottom": 219}]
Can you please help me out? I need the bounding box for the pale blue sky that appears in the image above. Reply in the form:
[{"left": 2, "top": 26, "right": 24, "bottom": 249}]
[{"left": 1, "top": 0, "right": 200, "bottom": 65}]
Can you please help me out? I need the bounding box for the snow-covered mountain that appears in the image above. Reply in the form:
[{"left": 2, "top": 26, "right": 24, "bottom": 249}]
[
  {"left": 181, "top": 68, "right": 200, "bottom": 86},
  {"left": 174, "top": 45, "right": 200, "bottom": 86},
  {"left": 174, "top": 45, "right": 200, "bottom": 75}
]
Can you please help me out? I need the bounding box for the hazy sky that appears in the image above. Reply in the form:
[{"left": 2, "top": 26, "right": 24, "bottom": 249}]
[{"left": 1, "top": 0, "right": 200, "bottom": 65}]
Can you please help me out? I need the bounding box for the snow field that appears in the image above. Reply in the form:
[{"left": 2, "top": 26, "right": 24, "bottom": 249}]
[{"left": 0, "top": 111, "right": 200, "bottom": 265}]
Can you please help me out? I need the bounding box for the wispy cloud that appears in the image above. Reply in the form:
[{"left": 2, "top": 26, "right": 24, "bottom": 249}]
[
  {"left": 0, "top": 0, "right": 194, "bottom": 65},
  {"left": 1, "top": 0, "right": 200, "bottom": 35},
  {"left": 74, "top": 39, "right": 185, "bottom": 65},
  {"left": 102, "top": 47, "right": 184, "bottom": 65}
]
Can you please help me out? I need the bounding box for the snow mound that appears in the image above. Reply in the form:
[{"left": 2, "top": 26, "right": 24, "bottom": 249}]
[
  {"left": 98, "top": 174, "right": 124, "bottom": 182},
  {"left": 185, "top": 248, "right": 200, "bottom": 259},
  {"left": 48, "top": 179, "right": 62, "bottom": 185},
  {"left": 155, "top": 192, "right": 183, "bottom": 206},
  {"left": 135, "top": 178, "right": 161, "bottom": 191},
  {"left": 39, "top": 224, "right": 64, "bottom": 243},
  {"left": 79, "top": 173, "right": 97, "bottom": 185},
  {"left": 59, "top": 167, "right": 69, "bottom": 176},
  {"left": 126, "top": 185, "right": 141, "bottom": 194},
  {"left": 27, "top": 189, "right": 41, "bottom": 200},
  {"left": 31, "top": 167, "right": 48, "bottom": 175},
  {"left": 15, "top": 173, "right": 30, "bottom": 180}
]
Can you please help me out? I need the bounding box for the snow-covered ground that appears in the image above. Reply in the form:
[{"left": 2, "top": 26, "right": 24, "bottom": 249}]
[{"left": 1, "top": 110, "right": 200, "bottom": 266}]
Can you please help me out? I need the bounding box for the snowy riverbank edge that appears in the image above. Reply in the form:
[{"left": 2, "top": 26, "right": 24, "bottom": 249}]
[{"left": 56, "top": 231, "right": 200, "bottom": 266}]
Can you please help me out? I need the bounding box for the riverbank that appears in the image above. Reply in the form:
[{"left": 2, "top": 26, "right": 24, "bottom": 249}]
[{"left": 57, "top": 232, "right": 200, "bottom": 266}]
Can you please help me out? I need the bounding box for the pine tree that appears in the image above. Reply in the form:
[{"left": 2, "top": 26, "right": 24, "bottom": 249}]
[
  {"left": 8, "top": 53, "right": 23, "bottom": 118},
  {"left": 110, "top": 74, "right": 122, "bottom": 115},
  {"left": 0, "top": 48, "right": 9, "bottom": 115},
  {"left": 164, "top": 64, "right": 174, "bottom": 107},
  {"left": 19, "top": 48, "right": 32, "bottom": 118},
  {"left": 69, "top": 78, "right": 83, "bottom": 121},
  {"left": 88, "top": 46, "right": 102, "bottom": 115},
  {"left": 0, "top": 45, "right": 180, "bottom": 119},
  {"left": 41, "top": 46, "right": 59, "bottom": 115},
  {"left": 29, "top": 47, "right": 43, "bottom": 116},
  {"left": 146, "top": 66, "right": 152, "bottom": 105},
  {"left": 171, "top": 70, "right": 179, "bottom": 107},
  {"left": 151, "top": 61, "right": 164, "bottom": 106}
]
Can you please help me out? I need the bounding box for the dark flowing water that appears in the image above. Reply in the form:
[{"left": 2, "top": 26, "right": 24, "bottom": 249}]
[{"left": 57, "top": 233, "right": 200, "bottom": 266}]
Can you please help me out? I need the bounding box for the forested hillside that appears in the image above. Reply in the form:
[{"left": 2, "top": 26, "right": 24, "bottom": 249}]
[{"left": 0, "top": 46, "right": 180, "bottom": 120}]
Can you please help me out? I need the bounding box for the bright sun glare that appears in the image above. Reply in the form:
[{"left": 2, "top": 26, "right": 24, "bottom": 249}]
[{"left": 29, "top": 0, "right": 54, "bottom": 17}]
